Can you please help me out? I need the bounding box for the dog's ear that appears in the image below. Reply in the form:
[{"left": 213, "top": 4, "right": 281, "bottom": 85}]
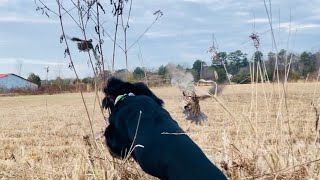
[
  {"left": 102, "top": 97, "right": 107, "bottom": 108},
  {"left": 104, "top": 77, "right": 164, "bottom": 106},
  {"left": 133, "top": 82, "right": 164, "bottom": 106},
  {"left": 104, "top": 77, "right": 122, "bottom": 95},
  {"left": 102, "top": 97, "right": 115, "bottom": 111},
  {"left": 104, "top": 77, "right": 133, "bottom": 98}
]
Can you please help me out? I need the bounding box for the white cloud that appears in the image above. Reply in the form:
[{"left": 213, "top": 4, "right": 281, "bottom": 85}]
[
  {"left": 180, "top": 52, "right": 204, "bottom": 59},
  {"left": 0, "top": 14, "right": 58, "bottom": 24},
  {"left": 183, "top": 0, "right": 217, "bottom": 4},
  {"left": 0, "top": 58, "right": 65, "bottom": 66},
  {"left": 0, "top": 40, "right": 7, "bottom": 46},
  {"left": 280, "top": 22, "right": 320, "bottom": 31},
  {"left": 0, "top": 0, "right": 9, "bottom": 7},
  {"left": 307, "top": 15, "right": 320, "bottom": 20},
  {"left": 235, "top": 11, "right": 249, "bottom": 16},
  {"left": 145, "top": 31, "right": 177, "bottom": 38},
  {"left": 192, "top": 17, "right": 206, "bottom": 23},
  {"left": 0, "top": 0, "right": 319, "bottom": 75},
  {"left": 207, "top": 0, "right": 263, "bottom": 12},
  {"left": 299, "top": 23, "right": 320, "bottom": 29},
  {"left": 183, "top": 29, "right": 212, "bottom": 35},
  {"left": 144, "top": 28, "right": 213, "bottom": 39},
  {"left": 246, "top": 18, "right": 269, "bottom": 23}
]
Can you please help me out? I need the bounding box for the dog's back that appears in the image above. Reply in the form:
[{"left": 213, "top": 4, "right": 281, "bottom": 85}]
[{"left": 108, "top": 95, "right": 226, "bottom": 180}]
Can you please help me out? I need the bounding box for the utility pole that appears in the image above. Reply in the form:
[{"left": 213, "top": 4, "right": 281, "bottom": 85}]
[
  {"left": 44, "top": 66, "right": 49, "bottom": 86},
  {"left": 200, "top": 61, "right": 203, "bottom": 80}
]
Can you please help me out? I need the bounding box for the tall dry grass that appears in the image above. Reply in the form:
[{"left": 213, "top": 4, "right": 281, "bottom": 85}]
[
  {"left": 195, "top": 81, "right": 320, "bottom": 179},
  {"left": 1, "top": 82, "right": 320, "bottom": 179},
  {"left": 0, "top": 93, "right": 153, "bottom": 179}
]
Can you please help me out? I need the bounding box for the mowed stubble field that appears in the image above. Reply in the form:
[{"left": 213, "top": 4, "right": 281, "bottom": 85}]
[{"left": 1, "top": 82, "right": 320, "bottom": 179}]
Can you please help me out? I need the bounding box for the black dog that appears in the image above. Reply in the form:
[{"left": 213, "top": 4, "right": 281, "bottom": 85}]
[{"left": 103, "top": 77, "right": 226, "bottom": 180}]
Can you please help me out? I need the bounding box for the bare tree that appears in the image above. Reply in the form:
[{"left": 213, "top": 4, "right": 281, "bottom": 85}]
[
  {"left": 15, "top": 59, "right": 23, "bottom": 76},
  {"left": 33, "top": 1, "right": 163, "bottom": 177}
]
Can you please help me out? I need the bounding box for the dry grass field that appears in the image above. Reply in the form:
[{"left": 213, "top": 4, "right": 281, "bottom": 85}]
[{"left": 1, "top": 82, "right": 320, "bottom": 179}]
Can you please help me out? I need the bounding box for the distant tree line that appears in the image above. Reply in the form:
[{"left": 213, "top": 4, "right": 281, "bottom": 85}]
[
  {"left": 157, "top": 49, "right": 320, "bottom": 84},
  {"left": 24, "top": 49, "right": 319, "bottom": 95}
]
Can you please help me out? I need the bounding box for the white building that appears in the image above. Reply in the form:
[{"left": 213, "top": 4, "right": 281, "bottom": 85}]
[{"left": 0, "top": 73, "right": 38, "bottom": 90}]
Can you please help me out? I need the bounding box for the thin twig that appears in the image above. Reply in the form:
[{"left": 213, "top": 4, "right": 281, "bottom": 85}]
[
  {"left": 112, "top": 9, "right": 120, "bottom": 73},
  {"left": 123, "top": 110, "right": 143, "bottom": 164},
  {"left": 246, "top": 158, "right": 320, "bottom": 179},
  {"left": 95, "top": 0, "right": 106, "bottom": 85},
  {"left": 61, "top": 6, "right": 77, "bottom": 16},
  {"left": 56, "top": 0, "right": 95, "bottom": 140},
  {"left": 60, "top": 4, "right": 83, "bottom": 30},
  {"left": 36, "top": 0, "right": 59, "bottom": 16},
  {"left": 122, "top": 0, "right": 133, "bottom": 78},
  {"left": 75, "top": 0, "right": 105, "bottom": 120},
  {"left": 161, "top": 132, "right": 187, "bottom": 135},
  {"left": 263, "top": 0, "right": 280, "bottom": 86},
  {"left": 127, "top": 12, "right": 162, "bottom": 51},
  {"left": 86, "top": 12, "right": 126, "bottom": 52}
]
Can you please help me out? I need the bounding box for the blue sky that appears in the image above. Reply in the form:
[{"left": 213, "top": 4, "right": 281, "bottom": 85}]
[{"left": 0, "top": 0, "right": 319, "bottom": 79}]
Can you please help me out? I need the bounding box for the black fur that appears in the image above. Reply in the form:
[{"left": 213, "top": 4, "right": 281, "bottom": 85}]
[
  {"left": 103, "top": 77, "right": 163, "bottom": 111},
  {"left": 103, "top": 77, "right": 226, "bottom": 180}
]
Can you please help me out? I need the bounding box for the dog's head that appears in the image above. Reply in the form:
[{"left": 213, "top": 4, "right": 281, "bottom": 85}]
[{"left": 102, "top": 77, "right": 164, "bottom": 111}]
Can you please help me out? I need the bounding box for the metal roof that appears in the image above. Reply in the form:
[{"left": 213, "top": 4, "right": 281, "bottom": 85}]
[
  {"left": 0, "top": 74, "right": 9, "bottom": 78},
  {"left": 0, "top": 73, "right": 37, "bottom": 85}
]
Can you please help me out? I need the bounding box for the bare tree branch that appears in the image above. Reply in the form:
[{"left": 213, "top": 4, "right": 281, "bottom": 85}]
[
  {"left": 56, "top": 0, "right": 95, "bottom": 140},
  {"left": 35, "top": 0, "right": 59, "bottom": 17},
  {"left": 127, "top": 10, "right": 163, "bottom": 51}
]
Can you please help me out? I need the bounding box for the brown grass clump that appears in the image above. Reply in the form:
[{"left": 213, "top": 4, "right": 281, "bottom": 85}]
[{"left": 1, "top": 82, "right": 320, "bottom": 179}]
